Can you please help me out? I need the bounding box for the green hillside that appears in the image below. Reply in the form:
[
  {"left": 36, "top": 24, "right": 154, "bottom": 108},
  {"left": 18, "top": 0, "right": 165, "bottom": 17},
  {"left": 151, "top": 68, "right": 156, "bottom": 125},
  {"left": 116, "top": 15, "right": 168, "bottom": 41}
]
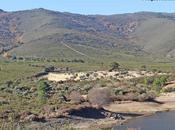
[{"left": 0, "top": 9, "right": 175, "bottom": 61}]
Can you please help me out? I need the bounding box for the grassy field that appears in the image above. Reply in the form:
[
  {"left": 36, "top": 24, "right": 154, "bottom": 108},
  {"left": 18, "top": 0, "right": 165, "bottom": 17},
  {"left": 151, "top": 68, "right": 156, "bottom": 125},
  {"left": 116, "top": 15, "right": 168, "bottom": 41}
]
[
  {"left": 0, "top": 58, "right": 175, "bottom": 85},
  {"left": 0, "top": 60, "right": 103, "bottom": 84},
  {"left": 0, "top": 60, "right": 41, "bottom": 85},
  {"left": 0, "top": 57, "right": 175, "bottom": 129}
]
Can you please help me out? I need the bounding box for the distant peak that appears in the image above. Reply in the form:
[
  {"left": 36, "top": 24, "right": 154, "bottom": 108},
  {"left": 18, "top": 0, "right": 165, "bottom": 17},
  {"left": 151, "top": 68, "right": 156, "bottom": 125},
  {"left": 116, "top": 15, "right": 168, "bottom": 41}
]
[
  {"left": 0, "top": 9, "right": 4, "bottom": 12},
  {"left": 33, "top": 8, "right": 51, "bottom": 12},
  {"left": 37, "top": 8, "right": 46, "bottom": 11}
]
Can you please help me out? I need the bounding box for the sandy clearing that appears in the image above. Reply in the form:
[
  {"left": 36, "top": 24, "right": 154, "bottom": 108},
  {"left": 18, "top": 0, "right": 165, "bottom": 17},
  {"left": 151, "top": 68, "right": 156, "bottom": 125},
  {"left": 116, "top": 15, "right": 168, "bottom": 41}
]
[{"left": 47, "top": 70, "right": 167, "bottom": 82}]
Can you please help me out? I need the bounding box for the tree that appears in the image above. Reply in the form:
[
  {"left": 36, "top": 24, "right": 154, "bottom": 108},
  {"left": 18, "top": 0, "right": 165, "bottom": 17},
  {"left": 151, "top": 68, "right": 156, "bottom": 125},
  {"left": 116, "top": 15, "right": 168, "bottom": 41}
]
[
  {"left": 37, "top": 80, "right": 48, "bottom": 104},
  {"left": 110, "top": 62, "right": 120, "bottom": 71},
  {"left": 141, "top": 65, "right": 147, "bottom": 71},
  {"left": 44, "top": 66, "right": 55, "bottom": 72},
  {"left": 88, "top": 88, "right": 112, "bottom": 107}
]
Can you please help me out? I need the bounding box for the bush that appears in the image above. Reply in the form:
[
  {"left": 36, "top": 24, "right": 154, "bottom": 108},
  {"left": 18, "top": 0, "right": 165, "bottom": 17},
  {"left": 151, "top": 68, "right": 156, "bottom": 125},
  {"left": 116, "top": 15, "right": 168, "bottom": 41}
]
[
  {"left": 113, "top": 88, "right": 125, "bottom": 95},
  {"left": 88, "top": 88, "right": 112, "bottom": 107},
  {"left": 137, "top": 92, "right": 156, "bottom": 102},
  {"left": 163, "top": 87, "right": 175, "bottom": 93},
  {"left": 153, "top": 76, "right": 167, "bottom": 92},
  {"left": 140, "top": 65, "right": 146, "bottom": 71},
  {"left": 124, "top": 93, "right": 138, "bottom": 101},
  {"left": 44, "top": 66, "right": 55, "bottom": 72},
  {"left": 70, "top": 91, "right": 83, "bottom": 104},
  {"left": 37, "top": 80, "right": 48, "bottom": 104},
  {"left": 114, "top": 92, "right": 156, "bottom": 102},
  {"left": 144, "top": 77, "right": 154, "bottom": 85},
  {"left": 109, "top": 62, "right": 120, "bottom": 71}
]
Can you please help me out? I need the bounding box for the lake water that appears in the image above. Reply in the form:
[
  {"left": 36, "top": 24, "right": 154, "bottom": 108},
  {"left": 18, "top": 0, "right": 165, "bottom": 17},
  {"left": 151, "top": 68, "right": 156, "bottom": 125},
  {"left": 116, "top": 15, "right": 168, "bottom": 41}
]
[{"left": 116, "top": 111, "right": 175, "bottom": 130}]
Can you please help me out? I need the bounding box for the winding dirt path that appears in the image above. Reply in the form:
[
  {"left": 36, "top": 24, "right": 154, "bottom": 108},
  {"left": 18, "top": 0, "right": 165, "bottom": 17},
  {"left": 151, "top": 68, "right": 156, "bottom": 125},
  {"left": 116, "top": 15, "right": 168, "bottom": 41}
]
[{"left": 62, "top": 43, "right": 92, "bottom": 59}]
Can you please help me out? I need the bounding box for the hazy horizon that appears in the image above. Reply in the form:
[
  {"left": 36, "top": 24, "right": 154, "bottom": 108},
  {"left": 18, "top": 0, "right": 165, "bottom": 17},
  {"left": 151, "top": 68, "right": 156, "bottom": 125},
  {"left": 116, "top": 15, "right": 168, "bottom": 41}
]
[
  {"left": 1, "top": 7, "right": 175, "bottom": 16},
  {"left": 1, "top": 0, "right": 175, "bottom": 15}
]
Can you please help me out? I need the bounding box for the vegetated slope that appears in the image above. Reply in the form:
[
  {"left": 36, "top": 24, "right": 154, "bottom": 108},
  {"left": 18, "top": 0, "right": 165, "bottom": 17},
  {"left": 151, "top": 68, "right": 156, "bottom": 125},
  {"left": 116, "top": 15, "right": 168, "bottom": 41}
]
[
  {"left": 1, "top": 9, "right": 175, "bottom": 60},
  {"left": 0, "top": 10, "right": 23, "bottom": 53}
]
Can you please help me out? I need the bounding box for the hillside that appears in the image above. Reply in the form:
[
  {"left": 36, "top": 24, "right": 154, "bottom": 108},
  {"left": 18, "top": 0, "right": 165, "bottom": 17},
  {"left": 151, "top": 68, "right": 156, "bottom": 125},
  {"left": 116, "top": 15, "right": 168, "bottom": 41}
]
[{"left": 0, "top": 9, "right": 175, "bottom": 61}]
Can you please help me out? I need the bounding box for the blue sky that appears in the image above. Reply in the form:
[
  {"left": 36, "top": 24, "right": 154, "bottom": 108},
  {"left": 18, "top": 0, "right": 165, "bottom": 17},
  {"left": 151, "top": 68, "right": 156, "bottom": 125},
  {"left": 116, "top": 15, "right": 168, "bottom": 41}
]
[{"left": 1, "top": 0, "right": 175, "bottom": 14}]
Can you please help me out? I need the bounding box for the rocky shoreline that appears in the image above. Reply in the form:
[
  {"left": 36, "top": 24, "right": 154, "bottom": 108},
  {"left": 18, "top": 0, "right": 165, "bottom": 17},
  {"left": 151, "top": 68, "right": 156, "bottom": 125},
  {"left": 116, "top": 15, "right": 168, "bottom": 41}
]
[
  {"left": 106, "top": 92, "right": 175, "bottom": 130},
  {"left": 2, "top": 87, "right": 175, "bottom": 130},
  {"left": 50, "top": 92, "right": 175, "bottom": 130}
]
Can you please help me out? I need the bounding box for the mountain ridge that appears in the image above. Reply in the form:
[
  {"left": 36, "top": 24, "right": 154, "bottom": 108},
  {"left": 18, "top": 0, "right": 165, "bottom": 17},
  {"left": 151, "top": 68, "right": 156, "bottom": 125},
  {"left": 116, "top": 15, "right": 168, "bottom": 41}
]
[{"left": 0, "top": 8, "right": 175, "bottom": 60}]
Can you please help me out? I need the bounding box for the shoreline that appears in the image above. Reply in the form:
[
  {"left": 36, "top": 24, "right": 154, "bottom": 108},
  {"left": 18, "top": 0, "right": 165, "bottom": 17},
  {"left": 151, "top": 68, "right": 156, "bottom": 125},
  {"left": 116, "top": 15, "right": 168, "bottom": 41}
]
[
  {"left": 115, "top": 109, "right": 174, "bottom": 128},
  {"left": 71, "top": 92, "right": 175, "bottom": 129},
  {"left": 12, "top": 93, "right": 175, "bottom": 130},
  {"left": 5, "top": 93, "right": 175, "bottom": 130},
  {"left": 91, "top": 109, "right": 175, "bottom": 130},
  {"left": 69, "top": 109, "right": 175, "bottom": 130}
]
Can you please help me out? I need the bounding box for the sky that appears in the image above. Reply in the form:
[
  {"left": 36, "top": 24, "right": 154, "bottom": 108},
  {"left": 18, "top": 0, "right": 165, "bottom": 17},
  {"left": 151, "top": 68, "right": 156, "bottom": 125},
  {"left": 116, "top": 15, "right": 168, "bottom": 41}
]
[{"left": 0, "top": 0, "right": 175, "bottom": 14}]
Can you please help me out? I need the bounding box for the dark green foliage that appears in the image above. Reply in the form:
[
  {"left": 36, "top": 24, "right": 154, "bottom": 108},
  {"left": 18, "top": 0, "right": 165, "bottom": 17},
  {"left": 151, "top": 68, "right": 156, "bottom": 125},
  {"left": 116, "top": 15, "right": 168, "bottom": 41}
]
[
  {"left": 37, "top": 80, "right": 49, "bottom": 104},
  {"left": 142, "top": 76, "right": 168, "bottom": 93},
  {"left": 110, "top": 62, "right": 120, "bottom": 71},
  {"left": 144, "top": 77, "right": 154, "bottom": 85},
  {"left": 141, "top": 65, "right": 147, "bottom": 71},
  {"left": 44, "top": 66, "right": 55, "bottom": 72},
  {"left": 152, "top": 76, "right": 167, "bottom": 93}
]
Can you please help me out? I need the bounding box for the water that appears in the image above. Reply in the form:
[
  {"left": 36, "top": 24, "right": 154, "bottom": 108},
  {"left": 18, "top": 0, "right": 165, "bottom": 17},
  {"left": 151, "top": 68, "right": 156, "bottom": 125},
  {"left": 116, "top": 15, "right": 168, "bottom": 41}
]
[{"left": 116, "top": 111, "right": 175, "bottom": 130}]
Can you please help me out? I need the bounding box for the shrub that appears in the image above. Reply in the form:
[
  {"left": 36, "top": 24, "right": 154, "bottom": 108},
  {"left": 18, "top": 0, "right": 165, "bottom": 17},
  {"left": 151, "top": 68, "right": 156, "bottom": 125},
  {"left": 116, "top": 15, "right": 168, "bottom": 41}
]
[
  {"left": 113, "top": 88, "right": 125, "bottom": 95},
  {"left": 124, "top": 93, "right": 138, "bottom": 101},
  {"left": 37, "top": 80, "right": 48, "bottom": 104},
  {"left": 70, "top": 91, "right": 83, "bottom": 104},
  {"left": 88, "top": 87, "right": 112, "bottom": 107},
  {"left": 144, "top": 77, "right": 154, "bottom": 85},
  {"left": 109, "top": 62, "right": 120, "bottom": 71},
  {"left": 115, "top": 92, "right": 156, "bottom": 102},
  {"left": 140, "top": 65, "right": 146, "bottom": 71},
  {"left": 137, "top": 92, "right": 156, "bottom": 102},
  {"left": 44, "top": 66, "right": 55, "bottom": 72},
  {"left": 163, "top": 87, "right": 175, "bottom": 93},
  {"left": 153, "top": 76, "right": 167, "bottom": 92}
]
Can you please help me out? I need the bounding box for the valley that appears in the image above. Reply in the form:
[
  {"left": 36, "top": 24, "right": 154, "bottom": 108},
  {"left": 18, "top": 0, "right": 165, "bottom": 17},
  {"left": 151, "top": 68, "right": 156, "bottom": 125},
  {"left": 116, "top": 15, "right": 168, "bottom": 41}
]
[{"left": 1, "top": 8, "right": 175, "bottom": 130}]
